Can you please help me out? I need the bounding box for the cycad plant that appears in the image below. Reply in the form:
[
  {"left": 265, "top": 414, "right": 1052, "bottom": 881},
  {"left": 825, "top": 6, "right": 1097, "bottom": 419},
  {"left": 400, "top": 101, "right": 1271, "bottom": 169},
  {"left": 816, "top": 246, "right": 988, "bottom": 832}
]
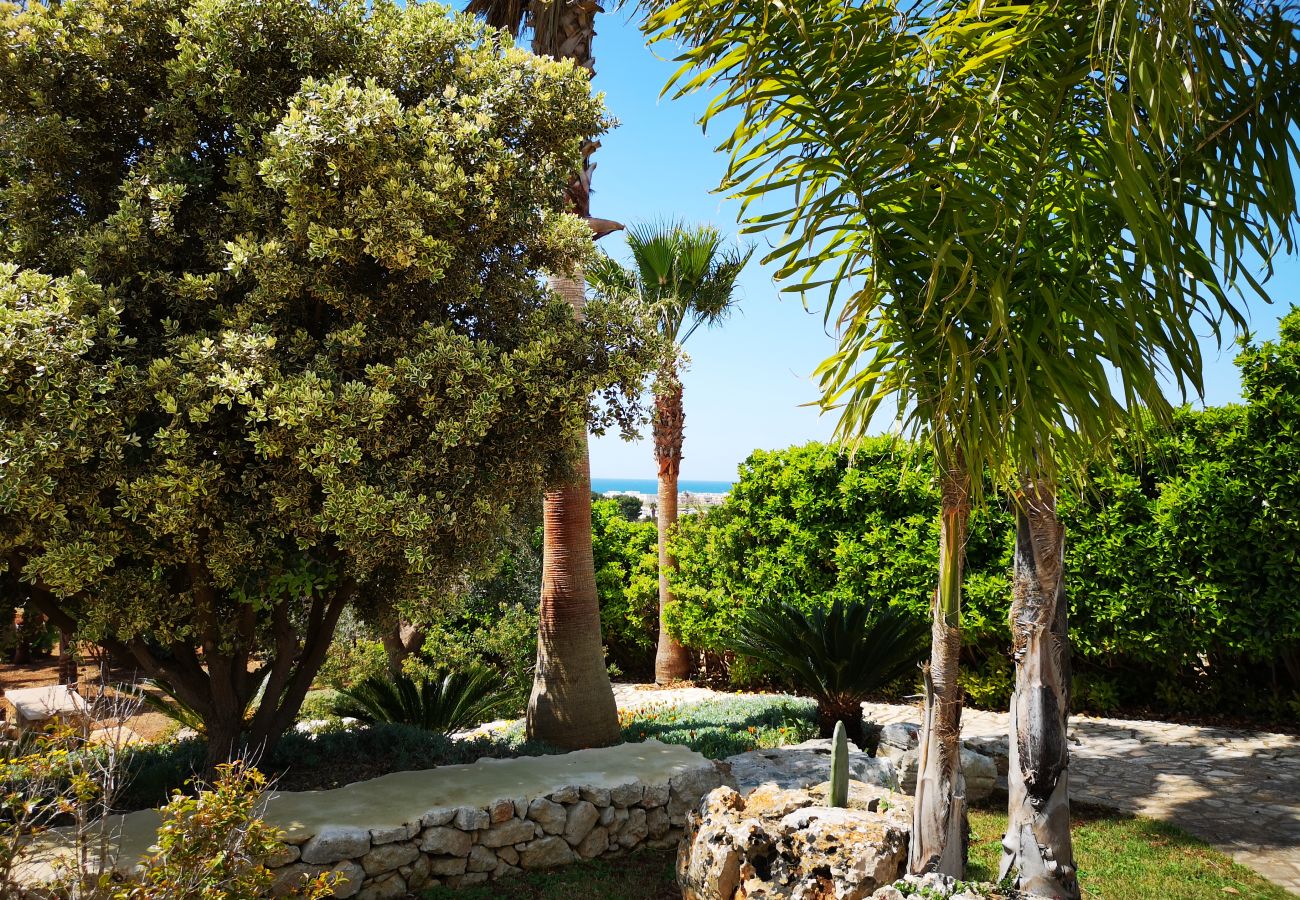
[
  {"left": 729, "top": 597, "right": 927, "bottom": 752},
  {"left": 588, "top": 222, "right": 751, "bottom": 683},
  {"left": 329, "top": 668, "right": 514, "bottom": 735}
]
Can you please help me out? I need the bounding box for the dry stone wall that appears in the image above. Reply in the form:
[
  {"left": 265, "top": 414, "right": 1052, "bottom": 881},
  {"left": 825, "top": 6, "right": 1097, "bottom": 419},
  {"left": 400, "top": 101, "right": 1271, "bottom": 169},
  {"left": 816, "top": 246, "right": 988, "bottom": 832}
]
[{"left": 266, "top": 759, "right": 728, "bottom": 899}]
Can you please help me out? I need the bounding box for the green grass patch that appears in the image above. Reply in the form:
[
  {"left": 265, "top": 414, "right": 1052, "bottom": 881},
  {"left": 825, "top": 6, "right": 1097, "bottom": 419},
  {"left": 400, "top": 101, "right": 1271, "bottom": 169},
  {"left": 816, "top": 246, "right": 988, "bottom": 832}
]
[{"left": 967, "top": 805, "right": 1292, "bottom": 900}]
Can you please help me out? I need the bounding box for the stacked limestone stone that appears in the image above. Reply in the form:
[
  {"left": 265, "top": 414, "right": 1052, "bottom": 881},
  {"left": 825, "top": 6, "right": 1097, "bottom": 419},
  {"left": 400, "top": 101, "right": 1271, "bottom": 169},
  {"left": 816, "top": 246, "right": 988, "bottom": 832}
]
[{"left": 267, "top": 763, "right": 727, "bottom": 899}]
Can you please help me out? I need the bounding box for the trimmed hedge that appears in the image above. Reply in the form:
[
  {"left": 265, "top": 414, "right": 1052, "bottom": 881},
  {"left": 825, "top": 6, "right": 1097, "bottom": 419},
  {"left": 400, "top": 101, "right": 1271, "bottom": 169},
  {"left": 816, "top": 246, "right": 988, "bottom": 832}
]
[{"left": 662, "top": 310, "right": 1300, "bottom": 721}]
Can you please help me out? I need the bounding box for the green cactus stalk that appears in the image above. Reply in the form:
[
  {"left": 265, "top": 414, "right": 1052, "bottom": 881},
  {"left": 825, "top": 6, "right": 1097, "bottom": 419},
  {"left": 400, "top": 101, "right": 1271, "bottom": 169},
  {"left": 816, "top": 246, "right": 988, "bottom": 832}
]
[{"left": 829, "top": 719, "right": 849, "bottom": 807}]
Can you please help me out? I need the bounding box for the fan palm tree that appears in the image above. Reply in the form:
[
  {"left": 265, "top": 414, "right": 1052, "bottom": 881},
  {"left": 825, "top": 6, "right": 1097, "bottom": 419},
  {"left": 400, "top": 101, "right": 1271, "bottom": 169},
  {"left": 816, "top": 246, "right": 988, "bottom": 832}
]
[
  {"left": 463, "top": 0, "right": 622, "bottom": 749},
  {"left": 587, "top": 221, "right": 751, "bottom": 683},
  {"left": 643, "top": 0, "right": 1299, "bottom": 893}
]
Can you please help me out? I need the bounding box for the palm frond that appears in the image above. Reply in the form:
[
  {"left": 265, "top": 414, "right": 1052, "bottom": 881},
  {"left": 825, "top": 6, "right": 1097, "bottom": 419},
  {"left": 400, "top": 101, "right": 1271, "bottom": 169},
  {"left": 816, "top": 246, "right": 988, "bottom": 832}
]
[{"left": 329, "top": 668, "right": 514, "bottom": 735}]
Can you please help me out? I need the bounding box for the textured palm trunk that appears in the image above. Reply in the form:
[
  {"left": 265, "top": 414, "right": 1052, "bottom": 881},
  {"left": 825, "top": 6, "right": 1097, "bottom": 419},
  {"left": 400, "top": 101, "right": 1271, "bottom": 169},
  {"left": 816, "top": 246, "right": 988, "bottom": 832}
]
[
  {"left": 653, "top": 366, "right": 692, "bottom": 683},
  {"left": 910, "top": 462, "right": 970, "bottom": 877},
  {"left": 526, "top": 272, "right": 621, "bottom": 748},
  {"left": 999, "top": 483, "right": 1079, "bottom": 899}
]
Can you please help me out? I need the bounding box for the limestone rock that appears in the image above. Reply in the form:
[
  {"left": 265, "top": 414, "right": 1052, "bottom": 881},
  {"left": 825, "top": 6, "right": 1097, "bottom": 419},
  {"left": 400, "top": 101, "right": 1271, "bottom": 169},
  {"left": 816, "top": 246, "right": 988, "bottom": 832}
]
[
  {"left": 895, "top": 747, "right": 997, "bottom": 803},
  {"left": 300, "top": 825, "right": 370, "bottom": 865},
  {"left": 489, "top": 797, "right": 516, "bottom": 824},
  {"left": 360, "top": 841, "right": 419, "bottom": 876},
  {"left": 420, "top": 807, "right": 456, "bottom": 828},
  {"left": 647, "top": 806, "right": 670, "bottom": 839},
  {"left": 357, "top": 872, "right": 407, "bottom": 900},
  {"left": 580, "top": 785, "right": 611, "bottom": 806},
  {"left": 480, "top": 817, "right": 537, "bottom": 848},
  {"left": 428, "top": 855, "right": 468, "bottom": 877},
  {"left": 725, "top": 741, "right": 897, "bottom": 796},
  {"left": 550, "top": 784, "right": 580, "bottom": 803},
  {"left": 668, "top": 762, "right": 729, "bottom": 825},
  {"left": 468, "top": 844, "right": 499, "bottom": 873},
  {"left": 564, "top": 800, "right": 601, "bottom": 845},
  {"left": 642, "top": 782, "right": 670, "bottom": 808},
  {"left": 419, "top": 826, "right": 472, "bottom": 857},
  {"left": 454, "top": 806, "right": 490, "bottom": 831},
  {"left": 271, "top": 862, "right": 326, "bottom": 897},
  {"left": 264, "top": 843, "right": 300, "bottom": 868},
  {"left": 328, "top": 860, "right": 366, "bottom": 899},
  {"left": 610, "top": 780, "right": 644, "bottom": 808},
  {"left": 520, "top": 835, "right": 576, "bottom": 869},
  {"left": 404, "top": 855, "right": 433, "bottom": 892},
  {"left": 678, "top": 783, "right": 909, "bottom": 900},
  {"left": 528, "top": 797, "right": 568, "bottom": 835},
  {"left": 870, "top": 872, "right": 1024, "bottom": 899},
  {"left": 369, "top": 822, "right": 418, "bottom": 845},
  {"left": 576, "top": 824, "right": 609, "bottom": 859},
  {"left": 497, "top": 845, "right": 519, "bottom": 866},
  {"left": 618, "top": 807, "right": 648, "bottom": 848},
  {"left": 599, "top": 804, "right": 616, "bottom": 827}
]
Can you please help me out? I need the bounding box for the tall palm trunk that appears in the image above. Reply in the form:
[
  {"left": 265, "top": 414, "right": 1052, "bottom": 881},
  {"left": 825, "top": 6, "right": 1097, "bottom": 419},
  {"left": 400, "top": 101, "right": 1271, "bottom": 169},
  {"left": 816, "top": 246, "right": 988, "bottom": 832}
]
[
  {"left": 653, "top": 365, "right": 692, "bottom": 683},
  {"left": 527, "top": 273, "right": 621, "bottom": 748},
  {"left": 910, "top": 460, "right": 970, "bottom": 877},
  {"left": 999, "top": 482, "right": 1079, "bottom": 899},
  {"left": 520, "top": 0, "right": 620, "bottom": 746}
]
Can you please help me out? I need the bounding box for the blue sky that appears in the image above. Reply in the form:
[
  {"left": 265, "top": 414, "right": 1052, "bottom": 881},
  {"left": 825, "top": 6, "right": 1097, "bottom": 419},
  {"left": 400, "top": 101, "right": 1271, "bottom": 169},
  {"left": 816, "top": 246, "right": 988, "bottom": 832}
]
[{"left": 582, "top": 13, "right": 1300, "bottom": 482}]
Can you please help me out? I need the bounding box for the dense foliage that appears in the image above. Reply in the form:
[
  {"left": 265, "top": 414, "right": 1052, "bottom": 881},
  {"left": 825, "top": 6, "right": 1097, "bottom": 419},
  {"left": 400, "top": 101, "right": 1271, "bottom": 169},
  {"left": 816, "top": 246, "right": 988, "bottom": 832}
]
[
  {"left": 0, "top": 0, "right": 653, "bottom": 760},
  {"left": 329, "top": 668, "right": 514, "bottom": 733},
  {"left": 730, "top": 598, "right": 928, "bottom": 749},
  {"left": 665, "top": 320, "right": 1300, "bottom": 721}
]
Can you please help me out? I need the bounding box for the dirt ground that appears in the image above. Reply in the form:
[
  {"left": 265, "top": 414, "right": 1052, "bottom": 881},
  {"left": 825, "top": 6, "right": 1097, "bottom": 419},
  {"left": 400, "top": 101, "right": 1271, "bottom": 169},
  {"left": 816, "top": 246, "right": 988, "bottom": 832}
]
[{"left": 2, "top": 655, "right": 176, "bottom": 741}]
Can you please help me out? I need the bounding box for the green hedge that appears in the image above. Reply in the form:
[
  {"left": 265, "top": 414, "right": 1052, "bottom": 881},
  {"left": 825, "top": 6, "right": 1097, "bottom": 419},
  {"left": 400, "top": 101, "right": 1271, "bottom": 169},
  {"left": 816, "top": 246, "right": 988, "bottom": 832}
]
[{"left": 659, "top": 310, "right": 1300, "bottom": 721}]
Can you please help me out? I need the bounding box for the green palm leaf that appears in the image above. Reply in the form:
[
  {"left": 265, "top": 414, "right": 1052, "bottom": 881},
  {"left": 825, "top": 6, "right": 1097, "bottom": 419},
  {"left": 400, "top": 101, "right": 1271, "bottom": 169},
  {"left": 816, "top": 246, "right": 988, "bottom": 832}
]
[{"left": 329, "top": 668, "right": 514, "bottom": 735}]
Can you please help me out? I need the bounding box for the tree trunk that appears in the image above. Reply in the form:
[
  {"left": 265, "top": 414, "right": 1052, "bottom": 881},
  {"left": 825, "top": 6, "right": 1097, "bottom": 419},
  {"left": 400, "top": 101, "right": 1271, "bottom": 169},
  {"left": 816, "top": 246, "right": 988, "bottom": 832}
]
[
  {"left": 910, "top": 462, "right": 970, "bottom": 877},
  {"left": 57, "top": 627, "right": 78, "bottom": 687},
  {"left": 380, "top": 619, "right": 426, "bottom": 676},
  {"left": 653, "top": 366, "right": 692, "bottom": 683},
  {"left": 999, "top": 483, "right": 1079, "bottom": 899},
  {"left": 526, "top": 273, "right": 621, "bottom": 749}
]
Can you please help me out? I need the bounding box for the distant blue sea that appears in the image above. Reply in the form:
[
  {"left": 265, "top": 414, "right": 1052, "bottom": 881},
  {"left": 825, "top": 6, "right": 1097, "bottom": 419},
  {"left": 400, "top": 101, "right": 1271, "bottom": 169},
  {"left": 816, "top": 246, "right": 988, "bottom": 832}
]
[{"left": 591, "top": 477, "right": 733, "bottom": 494}]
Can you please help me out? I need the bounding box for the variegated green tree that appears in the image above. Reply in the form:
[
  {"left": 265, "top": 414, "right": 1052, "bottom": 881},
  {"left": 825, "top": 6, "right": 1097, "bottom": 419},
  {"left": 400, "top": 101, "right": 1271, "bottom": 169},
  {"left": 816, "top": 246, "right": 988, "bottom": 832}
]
[
  {"left": 0, "top": 0, "right": 653, "bottom": 766},
  {"left": 643, "top": 0, "right": 1299, "bottom": 894}
]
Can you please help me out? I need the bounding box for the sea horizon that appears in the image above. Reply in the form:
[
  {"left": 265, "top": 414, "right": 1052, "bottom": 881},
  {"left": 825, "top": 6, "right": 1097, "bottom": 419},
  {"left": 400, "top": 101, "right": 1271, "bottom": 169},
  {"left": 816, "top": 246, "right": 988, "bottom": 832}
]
[{"left": 591, "top": 477, "right": 733, "bottom": 495}]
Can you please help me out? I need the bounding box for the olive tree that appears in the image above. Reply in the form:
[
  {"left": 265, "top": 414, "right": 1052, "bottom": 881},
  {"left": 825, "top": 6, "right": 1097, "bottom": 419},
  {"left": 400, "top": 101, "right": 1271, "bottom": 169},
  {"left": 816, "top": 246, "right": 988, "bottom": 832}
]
[{"left": 0, "top": 0, "right": 652, "bottom": 765}]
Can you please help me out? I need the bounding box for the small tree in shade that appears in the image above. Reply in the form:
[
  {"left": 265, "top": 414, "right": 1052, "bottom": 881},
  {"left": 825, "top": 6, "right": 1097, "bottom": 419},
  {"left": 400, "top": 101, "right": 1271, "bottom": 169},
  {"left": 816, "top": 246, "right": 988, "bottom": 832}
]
[{"left": 588, "top": 222, "right": 751, "bottom": 684}]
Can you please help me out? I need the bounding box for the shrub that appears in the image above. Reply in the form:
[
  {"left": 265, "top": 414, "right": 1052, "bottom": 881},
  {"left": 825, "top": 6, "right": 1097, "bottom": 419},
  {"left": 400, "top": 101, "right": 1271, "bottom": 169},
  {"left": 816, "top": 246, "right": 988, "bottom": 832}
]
[
  {"left": 619, "top": 697, "right": 818, "bottom": 759},
  {"left": 118, "top": 725, "right": 559, "bottom": 810},
  {"left": 118, "top": 762, "right": 335, "bottom": 900},
  {"left": 329, "top": 669, "right": 514, "bottom": 734},
  {"left": 729, "top": 598, "right": 928, "bottom": 752}
]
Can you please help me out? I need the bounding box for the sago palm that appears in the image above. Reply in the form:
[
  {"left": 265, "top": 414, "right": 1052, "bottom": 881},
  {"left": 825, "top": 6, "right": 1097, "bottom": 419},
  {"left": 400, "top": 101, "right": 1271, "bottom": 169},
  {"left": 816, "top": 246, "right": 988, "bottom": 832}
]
[
  {"left": 587, "top": 221, "right": 751, "bottom": 683},
  {"left": 643, "top": 0, "right": 1299, "bottom": 893},
  {"left": 329, "top": 668, "right": 514, "bottom": 735},
  {"left": 730, "top": 597, "right": 928, "bottom": 753},
  {"left": 463, "top": 0, "right": 622, "bottom": 749}
]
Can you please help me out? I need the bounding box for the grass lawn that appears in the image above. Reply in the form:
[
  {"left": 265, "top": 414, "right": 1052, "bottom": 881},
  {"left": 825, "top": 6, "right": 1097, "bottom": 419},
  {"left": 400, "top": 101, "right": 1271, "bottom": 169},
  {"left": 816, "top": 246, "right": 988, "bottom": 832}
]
[
  {"left": 966, "top": 804, "right": 1290, "bottom": 900},
  {"left": 423, "top": 806, "right": 1293, "bottom": 900}
]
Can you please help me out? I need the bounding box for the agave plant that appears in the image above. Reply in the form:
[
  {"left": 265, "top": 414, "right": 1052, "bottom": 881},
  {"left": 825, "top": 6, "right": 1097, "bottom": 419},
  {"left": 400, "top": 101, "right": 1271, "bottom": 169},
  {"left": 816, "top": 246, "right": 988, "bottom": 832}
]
[
  {"left": 730, "top": 598, "right": 927, "bottom": 752},
  {"left": 329, "top": 668, "right": 514, "bottom": 735}
]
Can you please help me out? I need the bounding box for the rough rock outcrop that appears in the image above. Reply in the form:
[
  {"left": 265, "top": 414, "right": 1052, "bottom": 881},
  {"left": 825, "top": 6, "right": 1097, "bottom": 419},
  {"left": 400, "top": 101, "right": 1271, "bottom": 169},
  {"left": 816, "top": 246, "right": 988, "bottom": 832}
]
[{"left": 678, "top": 783, "right": 911, "bottom": 900}]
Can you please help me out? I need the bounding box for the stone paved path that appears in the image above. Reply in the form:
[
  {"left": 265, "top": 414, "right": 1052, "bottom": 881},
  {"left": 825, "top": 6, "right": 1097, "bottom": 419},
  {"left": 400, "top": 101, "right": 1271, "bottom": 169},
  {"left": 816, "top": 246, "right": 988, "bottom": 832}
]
[{"left": 613, "top": 684, "right": 1300, "bottom": 895}]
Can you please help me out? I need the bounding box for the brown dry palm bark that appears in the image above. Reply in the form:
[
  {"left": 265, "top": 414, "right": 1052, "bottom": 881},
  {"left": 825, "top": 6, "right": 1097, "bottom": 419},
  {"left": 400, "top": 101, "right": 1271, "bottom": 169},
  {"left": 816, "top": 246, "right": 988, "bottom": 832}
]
[
  {"left": 909, "top": 461, "right": 970, "bottom": 877},
  {"left": 653, "top": 366, "right": 692, "bottom": 683},
  {"left": 518, "top": 0, "right": 620, "bottom": 746},
  {"left": 999, "top": 483, "right": 1079, "bottom": 899},
  {"left": 527, "top": 279, "right": 620, "bottom": 748}
]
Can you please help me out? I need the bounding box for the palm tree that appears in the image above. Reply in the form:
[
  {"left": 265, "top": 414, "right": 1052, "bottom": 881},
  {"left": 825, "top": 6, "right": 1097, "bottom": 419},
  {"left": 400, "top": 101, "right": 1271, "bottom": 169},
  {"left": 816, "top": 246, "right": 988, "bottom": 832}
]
[
  {"left": 587, "top": 221, "right": 751, "bottom": 683},
  {"left": 643, "top": 0, "right": 1299, "bottom": 892},
  {"left": 463, "top": 0, "right": 622, "bottom": 748}
]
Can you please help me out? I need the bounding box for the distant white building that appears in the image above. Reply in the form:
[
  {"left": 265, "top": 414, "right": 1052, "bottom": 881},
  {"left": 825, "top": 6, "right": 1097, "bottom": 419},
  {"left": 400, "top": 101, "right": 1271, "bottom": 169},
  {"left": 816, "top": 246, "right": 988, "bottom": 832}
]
[{"left": 600, "top": 489, "right": 727, "bottom": 521}]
